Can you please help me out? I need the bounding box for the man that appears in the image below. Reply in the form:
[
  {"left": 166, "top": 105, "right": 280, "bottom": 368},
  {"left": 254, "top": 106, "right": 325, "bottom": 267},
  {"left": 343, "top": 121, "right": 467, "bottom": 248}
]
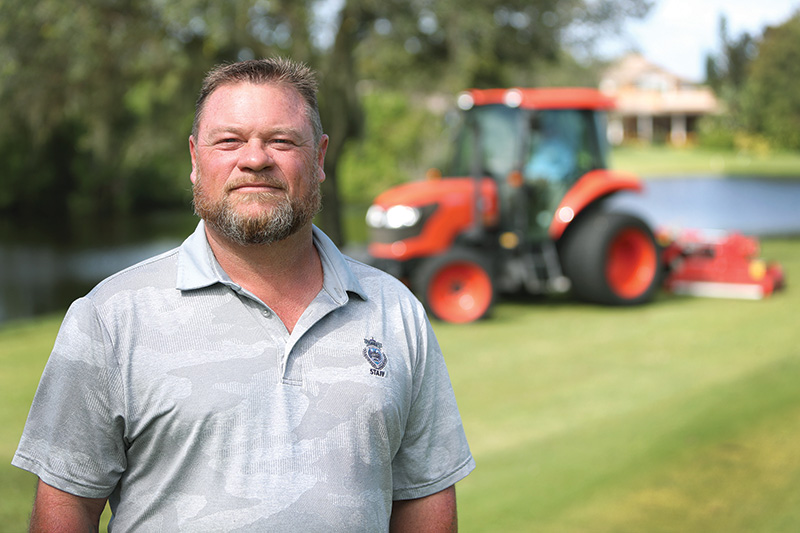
[{"left": 13, "top": 58, "right": 474, "bottom": 532}]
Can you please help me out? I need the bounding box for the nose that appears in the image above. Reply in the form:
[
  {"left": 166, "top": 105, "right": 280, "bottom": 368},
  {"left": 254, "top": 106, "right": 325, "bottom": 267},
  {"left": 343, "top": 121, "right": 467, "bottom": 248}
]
[{"left": 238, "top": 139, "right": 273, "bottom": 172}]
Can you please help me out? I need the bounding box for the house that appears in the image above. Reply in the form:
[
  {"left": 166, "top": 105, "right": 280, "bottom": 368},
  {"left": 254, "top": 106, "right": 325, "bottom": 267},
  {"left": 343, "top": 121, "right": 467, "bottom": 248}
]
[{"left": 599, "top": 53, "right": 719, "bottom": 146}]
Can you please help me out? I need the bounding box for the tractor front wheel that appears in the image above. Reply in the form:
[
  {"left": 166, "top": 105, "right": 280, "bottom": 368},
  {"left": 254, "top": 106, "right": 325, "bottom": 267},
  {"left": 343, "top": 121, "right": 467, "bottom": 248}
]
[
  {"left": 414, "top": 251, "right": 495, "bottom": 323},
  {"left": 560, "top": 212, "right": 661, "bottom": 305}
]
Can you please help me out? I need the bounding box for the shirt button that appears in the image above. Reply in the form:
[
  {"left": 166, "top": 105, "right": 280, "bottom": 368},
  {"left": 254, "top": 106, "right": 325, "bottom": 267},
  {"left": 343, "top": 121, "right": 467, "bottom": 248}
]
[{"left": 262, "top": 309, "right": 272, "bottom": 318}]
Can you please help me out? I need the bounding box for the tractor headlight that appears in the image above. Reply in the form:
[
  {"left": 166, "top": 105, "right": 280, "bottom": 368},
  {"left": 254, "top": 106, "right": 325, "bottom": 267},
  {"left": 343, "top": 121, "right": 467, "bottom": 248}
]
[
  {"left": 366, "top": 205, "right": 422, "bottom": 229},
  {"left": 366, "top": 205, "right": 387, "bottom": 228},
  {"left": 386, "top": 205, "right": 421, "bottom": 228}
]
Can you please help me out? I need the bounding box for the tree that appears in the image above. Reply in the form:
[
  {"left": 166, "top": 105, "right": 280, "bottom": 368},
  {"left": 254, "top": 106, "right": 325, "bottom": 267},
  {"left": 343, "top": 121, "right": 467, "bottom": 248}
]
[
  {"left": 700, "top": 10, "right": 800, "bottom": 152},
  {"left": 741, "top": 11, "right": 800, "bottom": 150},
  {"left": 700, "top": 14, "right": 759, "bottom": 150},
  {"left": 351, "top": 0, "right": 651, "bottom": 92},
  {"left": 704, "top": 15, "right": 757, "bottom": 94},
  {"left": 0, "top": 0, "right": 205, "bottom": 215}
]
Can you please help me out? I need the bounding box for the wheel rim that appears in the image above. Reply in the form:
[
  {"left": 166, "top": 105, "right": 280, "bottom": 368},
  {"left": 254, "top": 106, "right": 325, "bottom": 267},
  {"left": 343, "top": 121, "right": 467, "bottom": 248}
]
[
  {"left": 605, "top": 228, "right": 657, "bottom": 299},
  {"left": 428, "top": 261, "right": 492, "bottom": 323}
]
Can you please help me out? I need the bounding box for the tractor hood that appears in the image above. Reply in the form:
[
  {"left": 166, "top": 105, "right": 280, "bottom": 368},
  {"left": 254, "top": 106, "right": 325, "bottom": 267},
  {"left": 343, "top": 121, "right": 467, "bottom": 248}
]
[
  {"left": 371, "top": 176, "right": 495, "bottom": 209},
  {"left": 367, "top": 177, "right": 498, "bottom": 261}
]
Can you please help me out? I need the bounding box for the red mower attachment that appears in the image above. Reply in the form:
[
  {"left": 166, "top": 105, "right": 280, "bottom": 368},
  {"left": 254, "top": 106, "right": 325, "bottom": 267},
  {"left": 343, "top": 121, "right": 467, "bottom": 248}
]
[{"left": 661, "top": 230, "right": 785, "bottom": 300}]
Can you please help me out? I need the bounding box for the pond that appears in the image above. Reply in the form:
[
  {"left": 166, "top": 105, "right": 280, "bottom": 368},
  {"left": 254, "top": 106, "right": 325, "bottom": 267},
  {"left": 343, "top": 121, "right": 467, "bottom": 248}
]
[
  {"left": 609, "top": 176, "right": 800, "bottom": 237},
  {"left": 1, "top": 176, "right": 799, "bottom": 325},
  {"left": 0, "top": 211, "right": 199, "bottom": 325}
]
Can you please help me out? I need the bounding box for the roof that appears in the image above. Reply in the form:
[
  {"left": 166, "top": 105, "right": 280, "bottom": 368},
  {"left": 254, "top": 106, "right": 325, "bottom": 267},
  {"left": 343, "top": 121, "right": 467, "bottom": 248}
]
[
  {"left": 599, "top": 54, "right": 719, "bottom": 115},
  {"left": 600, "top": 53, "right": 689, "bottom": 89}
]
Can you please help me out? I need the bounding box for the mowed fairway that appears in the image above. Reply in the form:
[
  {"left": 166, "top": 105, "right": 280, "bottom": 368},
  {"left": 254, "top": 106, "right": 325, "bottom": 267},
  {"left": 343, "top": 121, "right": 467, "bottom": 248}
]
[
  {"left": 441, "top": 238, "right": 800, "bottom": 532},
  {"left": 1, "top": 238, "right": 798, "bottom": 532}
]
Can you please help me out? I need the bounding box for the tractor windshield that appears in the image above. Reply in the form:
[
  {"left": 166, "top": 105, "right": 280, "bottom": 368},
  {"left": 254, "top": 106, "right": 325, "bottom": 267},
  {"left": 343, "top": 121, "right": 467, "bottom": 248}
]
[
  {"left": 449, "top": 105, "right": 608, "bottom": 186},
  {"left": 523, "top": 109, "right": 607, "bottom": 187},
  {"left": 449, "top": 104, "right": 520, "bottom": 180}
]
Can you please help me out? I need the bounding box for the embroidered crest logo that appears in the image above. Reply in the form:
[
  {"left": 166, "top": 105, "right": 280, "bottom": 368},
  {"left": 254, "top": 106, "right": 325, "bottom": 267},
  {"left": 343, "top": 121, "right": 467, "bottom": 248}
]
[{"left": 363, "top": 337, "right": 387, "bottom": 377}]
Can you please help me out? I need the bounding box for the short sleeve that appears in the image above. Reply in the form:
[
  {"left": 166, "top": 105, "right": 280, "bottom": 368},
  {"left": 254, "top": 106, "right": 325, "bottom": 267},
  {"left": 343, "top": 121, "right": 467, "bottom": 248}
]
[
  {"left": 391, "top": 315, "right": 475, "bottom": 500},
  {"left": 12, "top": 297, "right": 127, "bottom": 499}
]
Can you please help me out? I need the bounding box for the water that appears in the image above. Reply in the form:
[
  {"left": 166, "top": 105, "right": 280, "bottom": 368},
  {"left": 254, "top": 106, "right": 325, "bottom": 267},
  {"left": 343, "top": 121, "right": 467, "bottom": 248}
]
[
  {"left": 2, "top": 177, "right": 799, "bottom": 325},
  {"left": 0, "top": 212, "right": 198, "bottom": 325},
  {"left": 609, "top": 176, "right": 800, "bottom": 237}
]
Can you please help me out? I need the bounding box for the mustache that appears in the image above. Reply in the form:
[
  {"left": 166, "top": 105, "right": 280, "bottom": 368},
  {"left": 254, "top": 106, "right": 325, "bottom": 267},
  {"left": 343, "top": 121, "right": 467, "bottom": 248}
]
[{"left": 224, "top": 175, "right": 287, "bottom": 193}]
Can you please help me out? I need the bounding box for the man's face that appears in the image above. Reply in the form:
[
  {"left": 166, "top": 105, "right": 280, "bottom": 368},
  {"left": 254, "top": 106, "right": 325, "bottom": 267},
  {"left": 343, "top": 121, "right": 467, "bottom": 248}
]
[{"left": 190, "top": 82, "right": 328, "bottom": 245}]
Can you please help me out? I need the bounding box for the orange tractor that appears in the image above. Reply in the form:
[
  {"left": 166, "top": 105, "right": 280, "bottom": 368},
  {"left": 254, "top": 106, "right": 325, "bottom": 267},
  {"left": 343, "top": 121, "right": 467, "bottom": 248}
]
[{"left": 364, "top": 88, "right": 783, "bottom": 323}]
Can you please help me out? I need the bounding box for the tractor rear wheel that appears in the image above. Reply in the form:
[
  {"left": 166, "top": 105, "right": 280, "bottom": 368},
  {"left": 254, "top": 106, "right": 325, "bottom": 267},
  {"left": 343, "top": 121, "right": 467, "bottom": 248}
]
[
  {"left": 413, "top": 250, "right": 495, "bottom": 323},
  {"left": 560, "top": 212, "right": 661, "bottom": 305}
]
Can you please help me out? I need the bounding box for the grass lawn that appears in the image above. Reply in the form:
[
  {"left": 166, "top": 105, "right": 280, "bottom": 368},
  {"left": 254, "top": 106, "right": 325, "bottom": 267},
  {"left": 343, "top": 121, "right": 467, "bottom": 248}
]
[
  {"left": 0, "top": 316, "right": 60, "bottom": 529},
  {"left": 611, "top": 144, "right": 800, "bottom": 178},
  {"left": 444, "top": 236, "right": 800, "bottom": 531},
  {"left": 1, "top": 237, "right": 797, "bottom": 531}
]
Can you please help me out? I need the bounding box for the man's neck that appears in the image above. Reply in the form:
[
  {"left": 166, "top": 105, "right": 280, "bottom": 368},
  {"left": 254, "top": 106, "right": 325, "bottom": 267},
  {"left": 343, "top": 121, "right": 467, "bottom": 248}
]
[{"left": 204, "top": 224, "right": 323, "bottom": 333}]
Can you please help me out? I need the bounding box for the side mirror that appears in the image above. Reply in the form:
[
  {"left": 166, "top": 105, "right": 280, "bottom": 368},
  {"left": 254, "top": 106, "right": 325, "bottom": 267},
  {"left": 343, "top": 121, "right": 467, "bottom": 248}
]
[
  {"left": 425, "top": 168, "right": 442, "bottom": 181},
  {"left": 507, "top": 170, "right": 524, "bottom": 188}
]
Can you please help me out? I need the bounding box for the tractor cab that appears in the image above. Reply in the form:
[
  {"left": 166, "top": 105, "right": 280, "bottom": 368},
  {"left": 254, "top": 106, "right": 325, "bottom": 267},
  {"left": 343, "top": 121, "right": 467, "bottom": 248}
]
[{"left": 448, "top": 88, "right": 612, "bottom": 238}]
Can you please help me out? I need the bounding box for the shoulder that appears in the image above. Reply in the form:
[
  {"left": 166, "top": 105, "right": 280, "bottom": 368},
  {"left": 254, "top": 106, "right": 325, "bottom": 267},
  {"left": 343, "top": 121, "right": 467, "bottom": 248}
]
[
  {"left": 62, "top": 245, "right": 206, "bottom": 353},
  {"left": 340, "top": 255, "right": 437, "bottom": 349},
  {"left": 345, "top": 254, "right": 408, "bottom": 288},
  {"left": 84, "top": 247, "right": 181, "bottom": 307},
  {"left": 344, "top": 254, "right": 422, "bottom": 306}
]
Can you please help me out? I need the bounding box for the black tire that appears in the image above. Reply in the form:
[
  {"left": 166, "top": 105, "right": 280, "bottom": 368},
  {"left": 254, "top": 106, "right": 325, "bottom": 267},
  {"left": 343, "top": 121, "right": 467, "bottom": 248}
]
[
  {"left": 559, "top": 212, "right": 661, "bottom": 305},
  {"left": 412, "top": 250, "right": 495, "bottom": 323}
]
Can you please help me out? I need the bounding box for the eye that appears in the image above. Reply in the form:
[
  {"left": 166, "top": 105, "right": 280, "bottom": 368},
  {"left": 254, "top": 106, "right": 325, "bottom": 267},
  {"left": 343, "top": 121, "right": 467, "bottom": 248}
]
[
  {"left": 270, "top": 138, "right": 297, "bottom": 149},
  {"left": 213, "top": 137, "right": 243, "bottom": 149}
]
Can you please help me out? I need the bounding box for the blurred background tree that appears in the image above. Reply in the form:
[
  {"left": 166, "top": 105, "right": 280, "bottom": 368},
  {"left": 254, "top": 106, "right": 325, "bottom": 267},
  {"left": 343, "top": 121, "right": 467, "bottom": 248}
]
[
  {"left": 699, "top": 16, "right": 759, "bottom": 151},
  {"left": 739, "top": 12, "right": 800, "bottom": 151},
  {"left": 700, "top": 11, "right": 800, "bottom": 154},
  {"left": 0, "top": 0, "right": 653, "bottom": 244}
]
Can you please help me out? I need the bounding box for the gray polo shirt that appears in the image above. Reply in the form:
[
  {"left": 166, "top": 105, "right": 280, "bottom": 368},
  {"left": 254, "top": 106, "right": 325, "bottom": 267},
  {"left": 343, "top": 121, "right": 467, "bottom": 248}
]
[{"left": 13, "top": 222, "right": 474, "bottom": 531}]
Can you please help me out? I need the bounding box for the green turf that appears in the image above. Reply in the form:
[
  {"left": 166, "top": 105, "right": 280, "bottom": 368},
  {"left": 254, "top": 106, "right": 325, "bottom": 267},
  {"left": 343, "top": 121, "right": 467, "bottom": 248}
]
[
  {"left": 444, "top": 237, "right": 799, "bottom": 531},
  {"left": 0, "top": 316, "right": 58, "bottom": 529},
  {"left": 611, "top": 145, "right": 800, "bottom": 178},
  {"left": 1, "top": 238, "right": 797, "bottom": 532}
]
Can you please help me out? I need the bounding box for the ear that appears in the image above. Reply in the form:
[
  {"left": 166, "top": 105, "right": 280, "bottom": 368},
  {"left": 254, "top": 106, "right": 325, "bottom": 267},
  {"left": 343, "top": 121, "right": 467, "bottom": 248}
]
[
  {"left": 189, "top": 135, "right": 199, "bottom": 184},
  {"left": 316, "top": 134, "right": 329, "bottom": 183}
]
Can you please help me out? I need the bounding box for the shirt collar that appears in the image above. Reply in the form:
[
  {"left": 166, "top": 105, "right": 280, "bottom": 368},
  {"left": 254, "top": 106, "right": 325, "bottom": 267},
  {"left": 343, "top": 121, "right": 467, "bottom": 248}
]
[
  {"left": 176, "top": 220, "right": 368, "bottom": 302},
  {"left": 312, "top": 224, "right": 368, "bottom": 304}
]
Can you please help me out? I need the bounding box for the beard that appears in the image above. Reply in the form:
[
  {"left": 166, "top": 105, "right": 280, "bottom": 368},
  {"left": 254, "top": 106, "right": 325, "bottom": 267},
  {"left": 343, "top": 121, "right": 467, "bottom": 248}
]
[{"left": 192, "top": 173, "right": 322, "bottom": 246}]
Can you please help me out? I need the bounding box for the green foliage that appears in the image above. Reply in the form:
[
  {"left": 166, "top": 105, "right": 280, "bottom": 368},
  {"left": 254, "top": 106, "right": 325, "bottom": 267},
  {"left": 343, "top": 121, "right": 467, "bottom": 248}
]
[
  {"left": 696, "top": 114, "right": 738, "bottom": 150},
  {"left": 701, "top": 11, "right": 800, "bottom": 153},
  {"left": 0, "top": 0, "right": 197, "bottom": 216},
  {"left": 338, "top": 89, "right": 448, "bottom": 205},
  {"left": 704, "top": 15, "right": 758, "bottom": 94},
  {"left": 741, "top": 13, "right": 800, "bottom": 151},
  {"left": 0, "top": 0, "right": 304, "bottom": 218},
  {"left": 699, "top": 16, "right": 756, "bottom": 151},
  {"left": 354, "top": 0, "right": 651, "bottom": 92}
]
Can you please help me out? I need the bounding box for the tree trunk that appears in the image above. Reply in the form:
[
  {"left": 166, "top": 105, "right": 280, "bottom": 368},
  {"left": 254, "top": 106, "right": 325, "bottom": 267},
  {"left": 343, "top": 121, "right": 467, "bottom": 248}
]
[{"left": 317, "top": 4, "right": 365, "bottom": 247}]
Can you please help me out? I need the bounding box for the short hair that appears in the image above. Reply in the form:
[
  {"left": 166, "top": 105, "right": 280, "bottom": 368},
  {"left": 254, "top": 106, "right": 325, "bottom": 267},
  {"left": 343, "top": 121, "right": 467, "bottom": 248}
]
[{"left": 192, "top": 57, "right": 323, "bottom": 143}]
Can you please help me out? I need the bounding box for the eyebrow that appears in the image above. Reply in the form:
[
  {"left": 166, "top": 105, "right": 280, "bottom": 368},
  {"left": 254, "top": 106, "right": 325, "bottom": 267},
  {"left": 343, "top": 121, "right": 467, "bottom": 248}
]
[
  {"left": 203, "top": 126, "right": 309, "bottom": 142},
  {"left": 203, "top": 125, "right": 245, "bottom": 138}
]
